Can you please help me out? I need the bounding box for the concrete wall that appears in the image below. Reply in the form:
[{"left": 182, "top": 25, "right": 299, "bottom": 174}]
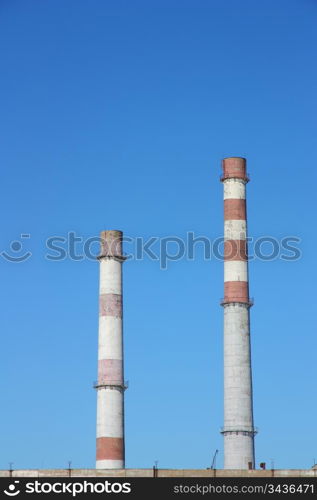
[{"left": 1, "top": 469, "right": 316, "bottom": 478}]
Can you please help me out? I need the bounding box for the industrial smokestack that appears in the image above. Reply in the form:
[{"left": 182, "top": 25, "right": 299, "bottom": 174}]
[
  {"left": 220, "top": 158, "right": 257, "bottom": 469},
  {"left": 95, "top": 230, "right": 126, "bottom": 469}
]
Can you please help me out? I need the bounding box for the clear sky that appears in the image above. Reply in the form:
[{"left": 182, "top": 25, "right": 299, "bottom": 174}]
[{"left": 0, "top": 0, "right": 316, "bottom": 471}]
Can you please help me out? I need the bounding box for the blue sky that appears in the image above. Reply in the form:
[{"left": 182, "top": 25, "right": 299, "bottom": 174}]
[{"left": 0, "top": 0, "right": 316, "bottom": 470}]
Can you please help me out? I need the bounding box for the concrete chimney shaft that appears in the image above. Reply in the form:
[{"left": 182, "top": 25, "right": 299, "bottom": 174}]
[
  {"left": 221, "top": 158, "right": 257, "bottom": 469},
  {"left": 95, "top": 230, "right": 126, "bottom": 469}
]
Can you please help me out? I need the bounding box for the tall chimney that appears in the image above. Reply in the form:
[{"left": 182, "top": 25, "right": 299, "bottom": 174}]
[
  {"left": 220, "top": 158, "right": 257, "bottom": 469},
  {"left": 95, "top": 230, "right": 126, "bottom": 469}
]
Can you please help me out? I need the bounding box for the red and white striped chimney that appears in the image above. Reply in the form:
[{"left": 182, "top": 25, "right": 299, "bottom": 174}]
[
  {"left": 220, "top": 157, "right": 257, "bottom": 469},
  {"left": 95, "top": 230, "right": 126, "bottom": 469}
]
